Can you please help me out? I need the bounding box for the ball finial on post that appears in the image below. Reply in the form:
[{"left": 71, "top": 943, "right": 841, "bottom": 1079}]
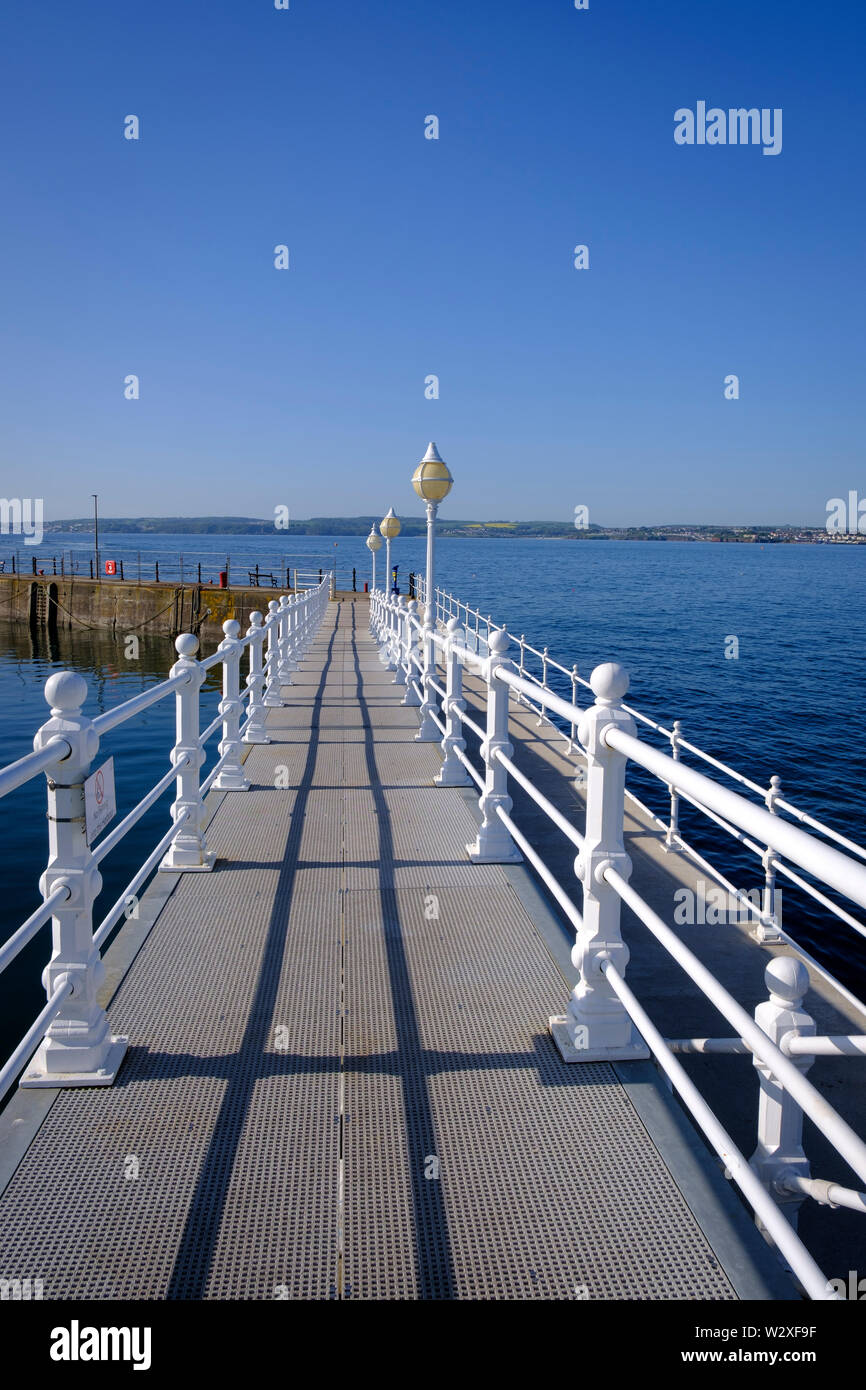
[
  {"left": 589, "top": 662, "right": 629, "bottom": 703},
  {"left": 764, "top": 956, "right": 808, "bottom": 1008},
  {"left": 44, "top": 671, "right": 88, "bottom": 714}
]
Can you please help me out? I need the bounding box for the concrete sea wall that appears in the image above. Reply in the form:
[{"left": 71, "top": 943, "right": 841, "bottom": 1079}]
[{"left": 0, "top": 576, "right": 367, "bottom": 641}]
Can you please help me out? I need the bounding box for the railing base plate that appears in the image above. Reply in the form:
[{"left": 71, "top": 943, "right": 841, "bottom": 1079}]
[
  {"left": 549, "top": 1016, "right": 650, "bottom": 1064},
  {"left": 159, "top": 849, "right": 216, "bottom": 873},
  {"left": 20, "top": 1036, "right": 129, "bottom": 1089},
  {"left": 466, "top": 838, "right": 523, "bottom": 865}
]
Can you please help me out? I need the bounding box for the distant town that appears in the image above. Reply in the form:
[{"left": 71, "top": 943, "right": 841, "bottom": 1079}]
[{"left": 40, "top": 517, "right": 864, "bottom": 543}]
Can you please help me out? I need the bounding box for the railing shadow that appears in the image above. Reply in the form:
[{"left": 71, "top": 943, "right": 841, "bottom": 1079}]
[
  {"left": 346, "top": 603, "right": 456, "bottom": 1298},
  {"left": 164, "top": 613, "right": 340, "bottom": 1299}
]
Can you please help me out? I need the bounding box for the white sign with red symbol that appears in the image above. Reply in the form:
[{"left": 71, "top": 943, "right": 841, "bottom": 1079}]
[{"left": 84, "top": 757, "right": 116, "bottom": 845}]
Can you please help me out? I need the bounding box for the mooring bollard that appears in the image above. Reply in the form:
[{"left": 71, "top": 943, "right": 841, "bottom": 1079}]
[
  {"left": 22, "top": 672, "right": 128, "bottom": 1087},
  {"left": 550, "top": 662, "right": 649, "bottom": 1062},
  {"left": 160, "top": 635, "right": 215, "bottom": 872},
  {"left": 243, "top": 611, "right": 270, "bottom": 744}
]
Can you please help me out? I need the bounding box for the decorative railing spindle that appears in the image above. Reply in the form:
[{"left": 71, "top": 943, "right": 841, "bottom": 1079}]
[
  {"left": 263, "top": 601, "right": 283, "bottom": 707},
  {"left": 467, "top": 628, "right": 522, "bottom": 864},
  {"left": 23, "top": 674, "right": 128, "bottom": 1087},
  {"left": 214, "top": 620, "right": 250, "bottom": 792},
  {"left": 160, "top": 635, "right": 215, "bottom": 872},
  {"left": 243, "top": 611, "right": 270, "bottom": 744},
  {"left": 550, "top": 663, "right": 649, "bottom": 1062}
]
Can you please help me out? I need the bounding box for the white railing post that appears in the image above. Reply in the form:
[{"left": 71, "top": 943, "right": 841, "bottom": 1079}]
[
  {"left": 263, "top": 601, "right": 283, "bottom": 707},
  {"left": 551, "top": 662, "right": 649, "bottom": 1062},
  {"left": 304, "top": 590, "right": 314, "bottom": 652},
  {"left": 536, "top": 646, "right": 549, "bottom": 726},
  {"left": 750, "top": 957, "right": 815, "bottom": 1231},
  {"left": 277, "top": 596, "right": 294, "bottom": 685},
  {"left": 22, "top": 672, "right": 128, "bottom": 1087},
  {"left": 243, "top": 611, "right": 270, "bottom": 744},
  {"left": 385, "top": 594, "right": 400, "bottom": 670},
  {"left": 387, "top": 594, "right": 401, "bottom": 668},
  {"left": 281, "top": 595, "right": 300, "bottom": 674},
  {"left": 393, "top": 597, "right": 409, "bottom": 685},
  {"left": 569, "top": 664, "right": 579, "bottom": 750},
  {"left": 435, "top": 620, "right": 471, "bottom": 786},
  {"left": 293, "top": 592, "right": 305, "bottom": 659},
  {"left": 663, "top": 719, "right": 683, "bottom": 853},
  {"left": 756, "top": 776, "right": 784, "bottom": 942},
  {"left": 416, "top": 619, "right": 440, "bottom": 741},
  {"left": 160, "top": 634, "right": 215, "bottom": 872},
  {"left": 214, "top": 620, "right": 251, "bottom": 792},
  {"left": 377, "top": 594, "right": 392, "bottom": 663},
  {"left": 467, "top": 628, "right": 522, "bottom": 864},
  {"left": 400, "top": 600, "right": 420, "bottom": 701}
]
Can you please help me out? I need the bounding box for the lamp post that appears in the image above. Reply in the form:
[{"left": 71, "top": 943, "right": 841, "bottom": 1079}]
[
  {"left": 411, "top": 441, "right": 453, "bottom": 627},
  {"left": 92, "top": 494, "right": 100, "bottom": 582},
  {"left": 380, "top": 507, "right": 401, "bottom": 593},
  {"left": 366, "top": 524, "right": 382, "bottom": 591}
]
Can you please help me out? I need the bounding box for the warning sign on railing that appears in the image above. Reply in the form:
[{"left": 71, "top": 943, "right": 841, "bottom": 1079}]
[{"left": 84, "top": 756, "right": 116, "bottom": 845}]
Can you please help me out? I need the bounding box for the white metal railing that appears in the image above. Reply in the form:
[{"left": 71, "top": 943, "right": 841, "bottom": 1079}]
[
  {"left": 369, "top": 582, "right": 866, "bottom": 1300},
  {"left": 0, "top": 576, "right": 331, "bottom": 1105},
  {"left": 415, "top": 579, "right": 866, "bottom": 969}
]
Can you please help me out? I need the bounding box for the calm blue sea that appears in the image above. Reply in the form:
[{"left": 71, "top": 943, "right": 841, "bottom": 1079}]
[{"left": 1, "top": 534, "right": 864, "bottom": 1087}]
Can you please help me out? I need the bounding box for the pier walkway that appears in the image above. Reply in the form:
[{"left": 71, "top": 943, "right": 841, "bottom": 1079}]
[{"left": 0, "top": 601, "right": 788, "bottom": 1300}]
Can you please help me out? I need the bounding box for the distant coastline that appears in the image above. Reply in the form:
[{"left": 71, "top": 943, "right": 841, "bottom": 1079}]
[{"left": 39, "top": 517, "right": 861, "bottom": 544}]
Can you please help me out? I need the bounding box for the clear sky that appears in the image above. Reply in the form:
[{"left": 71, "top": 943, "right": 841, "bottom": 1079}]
[{"left": 0, "top": 1, "right": 863, "bottom": 526}]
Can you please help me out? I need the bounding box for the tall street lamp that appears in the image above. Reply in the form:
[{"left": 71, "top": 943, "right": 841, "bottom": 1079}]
[
  {"left": 380, "top": 507, "right": 401, "bottom": 593},
  {"left": 411, "top": 441, "right": 453, "bottom": 626},
  {"left": 92, "top": 493, "right": 100, "bottom": 582},
  {"left": 366, "top": 524, "right": 382, "bottom": 591}
]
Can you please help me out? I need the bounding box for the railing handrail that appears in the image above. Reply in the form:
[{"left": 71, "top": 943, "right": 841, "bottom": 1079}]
[
  {"left": 92, "top": 668, "right": 192, "bottom": 735},
  {"left": 425, "top": 580, "right": 858, "bottom": 861},
  {"left": 373, "top": 583, "right": 866, "bottom": 1299},
  {"left": 0, "top": 736, "right": 72, "bottom": 801},
  {"left": 602, "top": 725, "right": 866, "bottom": 913},
  {"left": 0, "top": 575, "right": 332, "bottom": 1108}
]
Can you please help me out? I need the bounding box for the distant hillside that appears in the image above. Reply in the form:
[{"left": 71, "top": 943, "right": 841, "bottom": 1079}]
[
  {"left": 43, "top": 515, "right": 606, "bottom": 538},
  {"left": 39, "top": 517, "right": 838, "bottom": 542}
]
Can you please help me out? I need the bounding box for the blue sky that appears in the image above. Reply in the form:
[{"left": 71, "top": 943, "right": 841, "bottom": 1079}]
[{"left": 0, "top": 0, "right": 863, "bottom": 526}]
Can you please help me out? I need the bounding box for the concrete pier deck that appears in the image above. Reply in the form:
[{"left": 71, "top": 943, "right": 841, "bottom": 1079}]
[{"left": 0, "top": 602, "right": 793, "bottom": 1300}]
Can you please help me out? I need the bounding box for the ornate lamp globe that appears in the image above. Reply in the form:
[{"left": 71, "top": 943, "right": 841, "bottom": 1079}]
[
  {"left": 380, "top": 507, "right": 401, "bottom": 540},
  {"left": 412, "top": 442, "right": 453, "bottom": 503},
  {"left": 366, "top": 526, "right": 382, "bottom": 553}
]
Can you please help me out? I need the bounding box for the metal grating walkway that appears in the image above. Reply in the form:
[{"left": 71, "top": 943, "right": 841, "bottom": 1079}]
[{"left": 0, "top": 603, "right": 737, "bottom": 1299}]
